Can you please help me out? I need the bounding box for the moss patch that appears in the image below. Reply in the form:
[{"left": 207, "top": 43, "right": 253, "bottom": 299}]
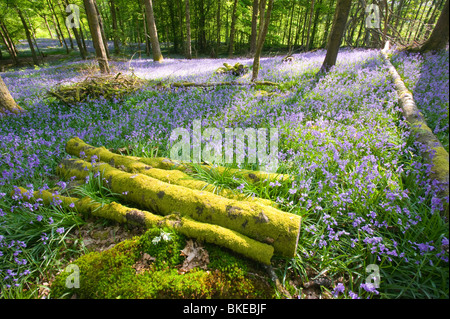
[{"left": 50, "top": 227, "right": 277, "bottom": 299}]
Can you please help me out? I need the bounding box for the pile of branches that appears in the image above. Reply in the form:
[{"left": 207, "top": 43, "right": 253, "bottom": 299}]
[{"left": 47, "top": 73, "right": 145, "bottom": 106}]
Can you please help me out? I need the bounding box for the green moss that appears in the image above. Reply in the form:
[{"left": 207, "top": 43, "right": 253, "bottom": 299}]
[
  {"left": 138, "top": 227, "right": 186, "bottom": 270},
  {"left": 50, "top": 227, "right": 276, "bottom": 299}
]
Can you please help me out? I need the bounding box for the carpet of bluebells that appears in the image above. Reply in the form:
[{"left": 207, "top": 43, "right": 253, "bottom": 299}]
[{"left": 0, "top": 41, "right": 448, "bottom": 298}]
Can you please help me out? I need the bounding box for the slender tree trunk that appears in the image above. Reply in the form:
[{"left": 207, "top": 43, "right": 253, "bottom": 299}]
[
  {"left": 167, "top": 0, "right": 178, "bottom": 53},
  {"left": 93, "top": 0, "right": 110, "bottom": 59},
  {"left": 50, "top": 9, "right": 64, "bottom": 47},
  {"left": 48, "top": 0, "right": 69, "bottom": 53},
  {"left": 252, "top": 0, "right": 274, "bottom": 82},
  {"left": 309, "top": 0, "right": 323, "bottom": 50},
  {"left": 287, "top": 0, "right": 296, "bottom": 50},
  {"left": 43, "top": 15, "right": 54, "bottom": 39},
  {"left": 83, "top": 0, "right": 110, "bottom": 73},
  {"left": 419, "top": 0, "right": 449, "bottom": 52},
  {"left": 216, "top": 0, "right": 222, "bottom": 56},
  {"left": 143, "top": 0, "right": 163, "bottom": 62},
  {"left": 305, "top": 0, "right": 315, "bottom": 51},
  {"left": 0, "top": 25, "right": 19, "bottom": 65},
  {"left": 185, "top": 0, "right": 192, "bottom": 59},
  {"left": 228, "top": 0, "right": 239, "bottom": 57},
  {"left": 63, "top": 0, "right": 87, "bottom": 59},
  {"left": 250, "top": 0, "right": 259, "bottom": 54},
  {"left": 16, "top": 8, "right": 39, "bottom": 66},
  {"left": 57, "top": 0, "right": 74, "bottom": 50},
  {"left": 320, "top": 0, "right": 353, "bottom": 72},
  {"left": 110, "top": 0, "right": 120, "bottom": 54},
  {"left": 141, "top": 3, "right": 151, "bottom": 56},
  {"left": 0, "top": 76, "right": 23, "bottom": 114}
]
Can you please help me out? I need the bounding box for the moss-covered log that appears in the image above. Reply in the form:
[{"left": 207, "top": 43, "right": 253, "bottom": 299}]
[
  {"left": 16, "top": 187, "right": 274, "bottom": 264},
  {"left": 130, "top": 153, "right": 291, "bottom": 185},
  {"left": 56, "top": 158, "right": 301, "bottom": 258},
  {"left": 170, "top": 80, "right": 281, "bottom": 89},
  {"left": 65, "top": 137, "right": 277, "bottom": 208},
  {"left": 381, "top": 43, "right": 449, "bottom": 217}
]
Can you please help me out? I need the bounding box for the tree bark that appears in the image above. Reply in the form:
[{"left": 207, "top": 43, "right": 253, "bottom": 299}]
[
  {"left": 250, "top": 0, "right": 259, "bottom": 55},
  {"left": 109, "top": 0, "right": 120, "bottom": 54},
  {"left": 48, "top": 0, "right": 69, "bottom": 54},
  {"left": 57, "top": 156, "right": 301, "bottom": 258},
  {"left": 43, "top": 14, "right": 54, "bottom": 39},
  {"left": 143, "top": 0, "right": 163, "bottom": 62},
  {"left": 320, "top": 0, "right": 353, "bottom": 72},
  {"left": 83, "top": 0, "right": 110, "bottom": 73},
  {"left": 419, "top": 0, "right": 449, "bottom": 52},
  {"left": 18, "top": 187, "right": 275, "bottom": 264},
  {"left": 0, "top": 76, "right": 23, "bottom": 114},
  {"left": 305, "top": 0, "right": 315, "bottom": 51},
  {"left": 0, "top": 24, "right": 19, "bottom": 65},
  {"left": 16, "top": 7, "right": 40, "bottom": 66},
  {"left": 93, "top": 0, "right": 110, "bottom": 59},
  {"left": 65, "top": 137, "right": 277, "bottom": 208},
  {"left": 63, "top": 0, "right": 87, "bottom": 59},
  {"left": 216, "top": 0, "right": 222, "bottom": 57},
  {"left": 185, "top": 0, "right": 192, "bottom": 59},
  {"left": 251, "top": 0, "right": 274, "bottom": 81},
  {"left": 228, "top": 0, "right": 239, "bottom": 57}
]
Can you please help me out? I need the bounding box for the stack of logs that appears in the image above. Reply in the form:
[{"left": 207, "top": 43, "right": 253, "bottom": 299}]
[{"left": 18, "top": 137, "right": 301, "bottom": 265}]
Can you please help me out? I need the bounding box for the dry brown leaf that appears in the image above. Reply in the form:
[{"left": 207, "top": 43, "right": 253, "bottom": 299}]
[{"left": 179, "top": 240, "right": 209, "bottom": 273}]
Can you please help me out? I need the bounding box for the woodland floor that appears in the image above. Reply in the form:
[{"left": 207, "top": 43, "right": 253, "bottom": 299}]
[{"left": 0, "top": 39, "right": 449, "bottom": 299}]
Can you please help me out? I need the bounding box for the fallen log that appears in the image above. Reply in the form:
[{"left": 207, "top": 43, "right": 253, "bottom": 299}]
[
  {"left": 15, "top": 187, "right": 274, "bottom": 264},
  {"left": 170, "top": 80, "right": 281, "bottom": 89},
  {"left": 129, "top": 153, "right": 291, "bottom": 185},
  {"left": 56, "top": 158, "right": 302, "bottom": 258},
  {"left": 65, "top": 137, "right": 278, "bottom": 208},
  {"left": 381, "top": 42, "right": 449, "bottom": 217}
]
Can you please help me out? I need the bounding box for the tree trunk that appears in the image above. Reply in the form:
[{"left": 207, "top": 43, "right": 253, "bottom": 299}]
[
  {"left": 0, "top": 76, "right": 23, "bottom": 114},
  {"left": 320, "top": 0, "right": 353, "bottom": 72},
  {"left": 83, "top": 0, "right": 110, "bottom": 73},
  {"left": 216, "top": 0, "right": 222, "bottom": 56},
  {"left": 250, "top": 0, "right": 259, "bottom": 55},
  {"left": 63, "top": 0, "right": 87, "bottom": 59},
  {"left": 93, "top": 0, "right": 110, "bottom": 59},
  {"left": 305, "top": 0, "right": 315, "bottom": 51},
  {"left": 185, "top": 0, "right": 192, "bottom": 59},
  {"left": 251, "top": 0, "right": 274, "bottom": 81},
  {"left": 48, "top": 0, "right": 69, "bottom": 54},
  {"left": 287, "top": 0, "right": 296, "bottom": 50},
  {"left": 109, "top": 0, "right": 120, "bottom": 54},
  {"left": 0, "top": 24, "right": 19, "bottom": 65},
  {"left": 228, "top": 0, "right": 239, "bottom": 57},
  {"left": 419, "top": 0, "right": 449, "bottom": 52},
  {"left": 16, "top": 8, "right": 40, "bottom": 66},
  {"left": 43, "top": 15, "right": 54, "bottom": 39},
  {"left": 57, "top": 0, "right": 74, "bottom": 50},
  {"left": 143, "top": 0, "right": 163, "bottom": 62}
]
